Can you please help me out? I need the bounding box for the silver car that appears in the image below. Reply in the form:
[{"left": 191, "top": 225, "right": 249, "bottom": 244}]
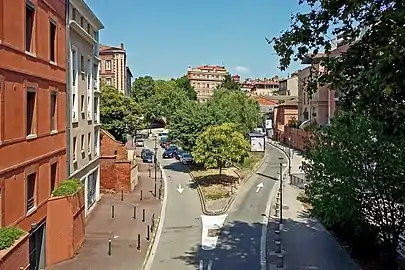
[{"left": 180, "top": 153, "right": 194, "bottom": 165}]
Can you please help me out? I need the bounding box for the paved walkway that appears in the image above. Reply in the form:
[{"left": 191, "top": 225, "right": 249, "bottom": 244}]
[
  {"left": 49, "top": 158, "right": 162, "bottom": 270},
  {"left": 266, "top": 141, "right": 360, "bottom": 269}
]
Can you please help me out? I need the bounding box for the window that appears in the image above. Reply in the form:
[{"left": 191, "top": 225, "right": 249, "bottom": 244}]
[
  {"left": 87, "top": 133, "right": 91, "bottom": 153},
  {"left": 80, "top": 55, "right": 84, "bottom": 72},
  {"left": 50, "top": 163, "right": 57, "bottom": 194},
  {"left": 80, "top": 95, "right": 84, "bottom": 114},
  {"left": 80, "top": 16, "right": 84, "bottom": 27},
  {"left": 26, "top": 90, "right": 36, "bottom": 136},
  {"left": 94, "top": 96, "right": 99, "bottom": 122},
  {"left": 81, "top": 134, "right": 85, "bottom": 152},
  {"left": 105, "top": 60, "right": 111, "bottom": 70},
  {"left": 49, "top": 20, "right": 56, "bottom": 62},
  {"left": 87, "top": 23, "right": 90, "bottom": 34},
  {"left": 72, "top": 48, "right": 77, "bottom": 86},
  {"left": 73, "top": 137, "right": 77, "bottom": 161},
  {"left": 87, "top": 58, "right": 91, "bottom": 89},
  {"left": 94, "top": 129, "right": 99, "bottom": 156},
  {"left": 72, "top": 8, "right": 76, "bottom": 20},
  {"left": 106, "top": 78, "right": 111, "bottom": 85},
  {"left": 50, "top": 92, "right": 57, "bottom": 131},
  {"left": 25, "top": 2, "right": 35, "bottom": 52},
  {"left": 26, "top": 173, "right": 36, "bottom": 212}
]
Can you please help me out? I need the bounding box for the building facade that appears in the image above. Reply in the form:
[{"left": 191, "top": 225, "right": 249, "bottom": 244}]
[
  {"left": 68, "top": 0, "right": 104, "bottom": 217},
  {"left": 241, "top": 76, "right": 280, "bottom": 96},
  {"left": 187, "top": 65, "right": 228, "bottom": 102},
  {"left": 99, "top": 43, "right": 130, "bottom": 96},
  {"left": 0, "top": 0, "right": 67, "bottom": 268},
  {"left": 278, "top": 73, "right": 298, "bottom": 96}
]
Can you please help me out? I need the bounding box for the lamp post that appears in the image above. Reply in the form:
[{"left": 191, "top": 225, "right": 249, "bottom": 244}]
[
  {"left": 279, "top": 157, "right": 283, "bottom": 225},
  {"left": 154, "top": 136, "right": 158, "bottom": 197}
]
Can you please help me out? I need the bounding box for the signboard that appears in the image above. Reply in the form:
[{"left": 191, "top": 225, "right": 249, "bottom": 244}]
[
  {"left": 250, "top": 136, "right": 265, "bottom": 152},
  {"left": 265, "top": 119, "right": 273, "bottom": 129}
]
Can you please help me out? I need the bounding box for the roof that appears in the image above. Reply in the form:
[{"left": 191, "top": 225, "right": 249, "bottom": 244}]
[
  {"left": 100, "top": 44, "right": 125, "bottom": 53},
  {"left": 251, "top": 96, "right": 278, "bottom": 106},
  {"left": 194, "top": 65, "right": 227, "bottom": 71}
]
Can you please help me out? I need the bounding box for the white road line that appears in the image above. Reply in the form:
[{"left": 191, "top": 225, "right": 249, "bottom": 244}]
[
  {"left": 260, "top": 143, "right": 289, "bottom": 270},
  {"left": 200, "top": 260, "right": 204, "bottom": 270},
  {"left": 207, "top": 259, "right": 213, "bottom": 270}
]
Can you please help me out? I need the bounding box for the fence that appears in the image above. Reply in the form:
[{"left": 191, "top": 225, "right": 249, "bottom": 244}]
[{"left": 290, "top": 173, "right": 307, "bottom": 189}]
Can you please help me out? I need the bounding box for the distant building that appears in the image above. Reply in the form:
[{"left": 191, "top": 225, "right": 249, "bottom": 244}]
[
  {"left": 99, "top": 43, "right": 131, "bottom": 96},
  {"left": 278, "top": 73, "right": 298, "bottom": 96},
  {"left": 187, "top": 65, "right": 229, "bottom": 102},
  {"left": 241, "top": 76, "right": 280, "bottom": 96}
]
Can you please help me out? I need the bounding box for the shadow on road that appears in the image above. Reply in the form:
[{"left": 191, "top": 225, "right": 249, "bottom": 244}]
[
  {"left": 256, "top": 172, "right": 279, "bottom": 181},
  {"left": 162, "top": 161, "right": 191, "bottom": 173}
]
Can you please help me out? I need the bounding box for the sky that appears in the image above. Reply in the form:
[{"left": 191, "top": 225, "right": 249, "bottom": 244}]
[{"left": 85, "top": 0, "right": 308, "bottom": 80}]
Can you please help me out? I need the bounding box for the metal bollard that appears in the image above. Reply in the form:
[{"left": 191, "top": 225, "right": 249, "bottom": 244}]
[
  {"left": 276, "top": 254, "right": 284, "bottom": 268},
  {"left": 142, "top": 209, "right": 145, "bottom": 222},
  {"left": 133, "top": 206, "right": 136, "bottom": 219},
  {"left": 149, "top": 165, "right": 151, "bottom": 177},
  {"left": 111, "top": 205, "right": 115, "bottom": 219},
  {"left": 140, "top": 190, "right": 143, "bottom": 200},
  {"left": 274, "top": 230, "right": 281, "bottom": 241},
  {"left": 274, "top": 221, "right": 280, "bottom": 231},
  {"left": 108, "top": 239, "right": 112, "bottom": 256},
  {"left": 274, "top": 240, "right": 281, "bottom": 253},
  {"left": 146, "top": 225, "right": 150, "bottom": 241},
  {"left": 121, "top": 190, "right": 124, "bottom": 201},
  {"left": 137, "top": 234, "right": 141, "bottom": 251}
]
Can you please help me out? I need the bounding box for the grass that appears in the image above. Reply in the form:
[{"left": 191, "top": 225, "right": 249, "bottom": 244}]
[{"left": 239, "top": 152, "right": 265, "bottom": 170}]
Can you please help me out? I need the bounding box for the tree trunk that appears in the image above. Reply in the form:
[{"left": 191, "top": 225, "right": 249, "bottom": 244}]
[{"left": 219, "top": 164, "right": 222, "bottom": 182}]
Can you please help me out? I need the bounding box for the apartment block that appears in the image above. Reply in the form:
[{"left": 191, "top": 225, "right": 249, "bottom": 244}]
[
  {"left": 99, "top": 43, "right": 132, "bottom": 96},
  {"left": 0, "top": 0, "right": 67, "bottom": 268},
  {"left": 68, "top": 0, "right": 104, "bottom": 217},
  {"left": 187, "top": 65, "right": 228, "bottom": 102},
  {"left": 241, "top": 76, "right": 280, "bottom": 96},
  {"left": 278, "top": 73, "right": 298, "bottom": 96}
]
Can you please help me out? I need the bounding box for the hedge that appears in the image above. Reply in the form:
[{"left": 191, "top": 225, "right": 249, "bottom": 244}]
[
  {"left": 52, "top": 178, "right": 83, "bottom": 197},
  {"left": 0, "top": 227, "right": 24, "bottom": 250}
]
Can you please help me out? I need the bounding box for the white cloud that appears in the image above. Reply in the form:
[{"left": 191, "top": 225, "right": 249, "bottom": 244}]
[{"left": 234, "top": 66, "right": 249, "bottom": 73}]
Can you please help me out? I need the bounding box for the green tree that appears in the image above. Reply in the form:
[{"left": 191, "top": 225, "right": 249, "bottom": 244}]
[
  {"left": 192, "top": 123, "right": 249, "bottom": 180},
  {"left": 131, "top": 76, "right": 156, "bottom": 104},
  {"left": 174, "top": 75, "right": 197, "bottom": 100},
  {"left": 217, "top": 74, "right": 240, "bottom": 91},
  {"left": 101, "top": 84, "right": 142, "bottom": 141}
]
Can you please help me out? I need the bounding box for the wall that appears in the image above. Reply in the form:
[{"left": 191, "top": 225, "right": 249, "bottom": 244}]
[
  {"left": 0, "top": 233, "right": 29, "bottom": 270},
  {"left": 280, "top": 126, "right": 311, "bottom": 152}
]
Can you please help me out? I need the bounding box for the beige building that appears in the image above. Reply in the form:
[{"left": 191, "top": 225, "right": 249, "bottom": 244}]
[
  {"left": 278, "top": 73, "right": 299, "bottom": 96},
  {"left": 99, "top": 43, "right": 132, "bottom": 96},
  {"left": 241, "top": 76, "right": 280, "bottom": 96},
  {"left": 68, "top": 0, "right": 104, "bottom": 216},
  {"left": 187, "top": 65, "right": 228, "bottom": 102}
]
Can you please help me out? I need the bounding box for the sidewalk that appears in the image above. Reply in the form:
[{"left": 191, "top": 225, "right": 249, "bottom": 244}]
[
  {"left": 49, "top": 152, "right": 163, "bottom": 270},
  {"left": 266, "top": 141, "right": 360, "bottom": 270}
]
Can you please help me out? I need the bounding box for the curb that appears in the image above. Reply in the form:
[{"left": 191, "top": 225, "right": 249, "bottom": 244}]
[
  {"left": 141, "top": 217, "right": 160, "bottom": 269},
  {"left": 189, "top": 150, "right": 268, "bottom": 216}
]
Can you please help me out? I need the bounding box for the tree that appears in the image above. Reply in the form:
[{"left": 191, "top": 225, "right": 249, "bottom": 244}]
[
  {"left": 101, "top": 84, "right": 142, "bottom": 141},
  {"left": 131, "top": 76, "right": 155, "bottom": 104},
  {"left": 217, "top": 74, "right": 240, "bottom": 91},
  {"left": 192, "top": 123, "right": 249, "bottom": 180},
  {"left": 174, "top": 75, "right": 197, "bottom": 100}
]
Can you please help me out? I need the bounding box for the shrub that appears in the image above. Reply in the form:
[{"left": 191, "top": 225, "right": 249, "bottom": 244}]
[
  {"left": 0, "top": 227, "right": 24, "bottom": 250},
  {"left": 52, "top": 178, "right": 83, "bottom": 197}
]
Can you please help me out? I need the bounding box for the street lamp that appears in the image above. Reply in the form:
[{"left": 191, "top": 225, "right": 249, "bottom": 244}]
[
  {"left": 154, "top": 136, "right": 158, "bottom": 197},
  {"left": 279, "top": 157, "right": 283, "bottom": 225}
]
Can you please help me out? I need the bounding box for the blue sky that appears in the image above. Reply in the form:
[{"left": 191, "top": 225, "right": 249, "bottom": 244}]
[{"left": 85, "top": 0, "right": 307, "bottom": 80}]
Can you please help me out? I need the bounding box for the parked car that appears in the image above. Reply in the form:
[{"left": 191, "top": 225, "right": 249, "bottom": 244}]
[
  {"left": 141, "top": 149, "right": 152, "bottom": 159},
  {"left": 174, "top": 149, "right": 185, "bottom": 160},
  {"left": 162, "top": 148, "right": 176, "bottom": 159},
  {"left": 166, "top": 144, "right": 178, "bottom": 151},
  {"left": 180, "top": 153, "right": 194, "bottom": 165},
  {"left": 136, "top": 139, "right": 145, "bottom": 147},
  {"left": 142, "top": 152, "right": 154, "bottom": 163}
]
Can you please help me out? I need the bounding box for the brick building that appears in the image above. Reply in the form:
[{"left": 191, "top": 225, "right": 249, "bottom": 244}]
[
  {"left": 0, "top": 0, "right": 67, "bottom": 268},
  {"left": 100, "top": 130, "right": 138, "bottom": 193}
]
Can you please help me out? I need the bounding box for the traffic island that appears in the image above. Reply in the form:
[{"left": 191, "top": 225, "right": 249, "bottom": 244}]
[{"left": 189, "top": 151, "right": 266, "bottom": 215}]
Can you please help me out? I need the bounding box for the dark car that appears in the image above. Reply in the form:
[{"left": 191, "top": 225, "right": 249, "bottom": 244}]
[
  {"left": 162, "top": 149, "right": 176, "bottom": 159},
  {"left": 166, "top": 144, "right": 178, "bottom": 151},
  {"left": 174, "top": 149, "right": 185, "bottom": 160},
  {"left": 142, "top": 152, "right": 154, "bottom": 163},
  {"left": 141, "top": 149, "right": 152, "bottom": 159}
]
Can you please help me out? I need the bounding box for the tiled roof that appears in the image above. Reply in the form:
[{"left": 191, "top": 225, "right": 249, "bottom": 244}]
[
  {"left": 100, "top": 44, "right": 124, "bottom": 53},
  {"left": 195, "top": 65, "right": 227, "bottom": 71}
]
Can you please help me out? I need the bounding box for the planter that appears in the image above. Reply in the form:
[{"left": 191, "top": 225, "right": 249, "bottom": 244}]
[
  {"left": 0, "top": 232, "right": 29, "bottom": 270},
  {"left": 46, "top": 188, "right": 85, "bottom": 266}
]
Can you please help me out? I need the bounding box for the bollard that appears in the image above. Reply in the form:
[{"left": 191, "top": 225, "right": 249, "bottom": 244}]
[
  {"left": 121, "top": 190, "right": 124, "bottom": 201},
  {"left": 133, "top": 206, "right": 136, "bottom": 219},
  {"left": 149, "top": 165, "right": 151, "bottom": 177},
  {"left": 275, "top": 208, "right": 279, "bottom": 217},
  {"left": 274, "top": 240, "right": 281, "bottom": 253},
  {"left": 111, "top": 205, "right": 115, "bottom": 219},
  {"left": 146, "top": 225, "right": 150, "bottom": 241},
  {"left": 274, "top": 230, "right": 281, "bottom": 241},
  {"left": 137, "top": 234, "right": 141, "bottom": 251},
  {"left": 158, "top": 186, "right": 161, "bottom": 200},
  {"left": 160, "top": 170, "right": 162, "bottom": 179},
  {"left": 108, "top": 239, "right": 112, "bottom": 256},
  {"left": 154, "top": 182, "right": 157, "bottom": 198},
  {"left": 142, "top": 209, "right": 145, "bottom": 222},
  {"left": 276, "top": 254, "right": 284, "bottom": 268},
  {"left": 274, "top": 221, "right": 280, "bottom": 231},
  {"left": 140, "top": 190, "right": 143, "bottom": 200}
]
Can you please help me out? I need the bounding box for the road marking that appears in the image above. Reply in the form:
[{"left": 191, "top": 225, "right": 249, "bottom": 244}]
[
  {"left": 176, "top": 184, "right": 184, "bottom": 193},
  {"left": 260, "top": 143, "right": 289, "bottom": 270},
  {"left": 201, "top": 214, "right": 228, "bottom": 250},
  {"left": 207, "top": 259, "right": 213, "bottom": 270},
  {"left": 256, "top": 182, "right": 264, "bottom": 192},
  {"left": 199, "top": 260, "right": 204, "bottom": 270}
]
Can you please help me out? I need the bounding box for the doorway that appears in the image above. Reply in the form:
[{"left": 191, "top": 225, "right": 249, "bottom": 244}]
[{"left": 29, "top": 220, "right": 46, "bottom": 270}]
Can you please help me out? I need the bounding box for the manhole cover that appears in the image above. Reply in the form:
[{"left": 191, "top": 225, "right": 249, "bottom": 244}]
[
  {"left": 282, "top": 205, "right": 290, "bottom": 210},
  {"left": 208, "top": 229, "right": 220, "bottom": 237}
]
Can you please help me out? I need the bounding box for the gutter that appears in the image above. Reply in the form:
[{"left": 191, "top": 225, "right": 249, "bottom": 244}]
[{"left": 65, "top": 0, "right": 72, "bottom": 178}]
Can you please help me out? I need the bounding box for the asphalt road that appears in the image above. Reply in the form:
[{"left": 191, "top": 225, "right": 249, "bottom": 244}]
[
  {"left": 145, "top": 140, "right": 203, "bottom": 270},
  {"left": 201, "top": 145, "right": 285, "bottom": 270}
]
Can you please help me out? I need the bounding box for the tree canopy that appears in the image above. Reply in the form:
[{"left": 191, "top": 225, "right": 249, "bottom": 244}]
[
  {"left": 192, "top": 123, "right": 249, "bottom": 179},
  {"left": 131, "top": 76, "right": 156, "bottom": 104},
  {"left": 173, "top": 75, "right": 197, "bottom": 100},
  {"left": 100, "top": 83, "right": 142, "bottom": 140},
  {"left": 217, "top": 74, "right": 240, "bottom": 91}
]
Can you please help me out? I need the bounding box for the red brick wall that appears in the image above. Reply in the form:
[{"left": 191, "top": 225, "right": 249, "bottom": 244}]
[
  {"left": 101, "top": 131, "right": 127, "bottom": 160},
  {"left": 280, "top": 126, "right": 311, "bottom": 151}
]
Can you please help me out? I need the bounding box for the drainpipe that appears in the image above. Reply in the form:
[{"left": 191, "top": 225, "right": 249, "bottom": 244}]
[{"left": 65, "top": 0, "right": 71, "bottom": 178}]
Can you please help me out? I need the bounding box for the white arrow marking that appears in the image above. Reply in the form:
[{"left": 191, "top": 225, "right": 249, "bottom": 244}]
[
  {"left": 177, "top": 184, "right": 184, "bottom": 194},
  {"left": 256, "top": 182, "right": 264, "bottom": 192},
  {"left": 207, "top": 259, "right": 213, "bottom": 270}
]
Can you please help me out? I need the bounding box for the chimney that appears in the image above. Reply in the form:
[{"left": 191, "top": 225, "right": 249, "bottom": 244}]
[{"left": 120, "top": 43, "right": 124, "bottom": 49}]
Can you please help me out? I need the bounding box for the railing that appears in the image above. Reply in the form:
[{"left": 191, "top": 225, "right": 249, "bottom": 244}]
[
  {"left": 27, "top": 197, "right": 35, "bottom": 211},
  {"left": 290, "top": 173, "right": 307, "bottom": 189}
]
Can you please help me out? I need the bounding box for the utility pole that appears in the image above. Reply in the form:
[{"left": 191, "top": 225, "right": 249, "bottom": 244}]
[
  {"left": 279, "top": 157, "right": 283, "bottom": 225},
  {"left": 154, "top": 136, "right": 158, "bottom": 197}
]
